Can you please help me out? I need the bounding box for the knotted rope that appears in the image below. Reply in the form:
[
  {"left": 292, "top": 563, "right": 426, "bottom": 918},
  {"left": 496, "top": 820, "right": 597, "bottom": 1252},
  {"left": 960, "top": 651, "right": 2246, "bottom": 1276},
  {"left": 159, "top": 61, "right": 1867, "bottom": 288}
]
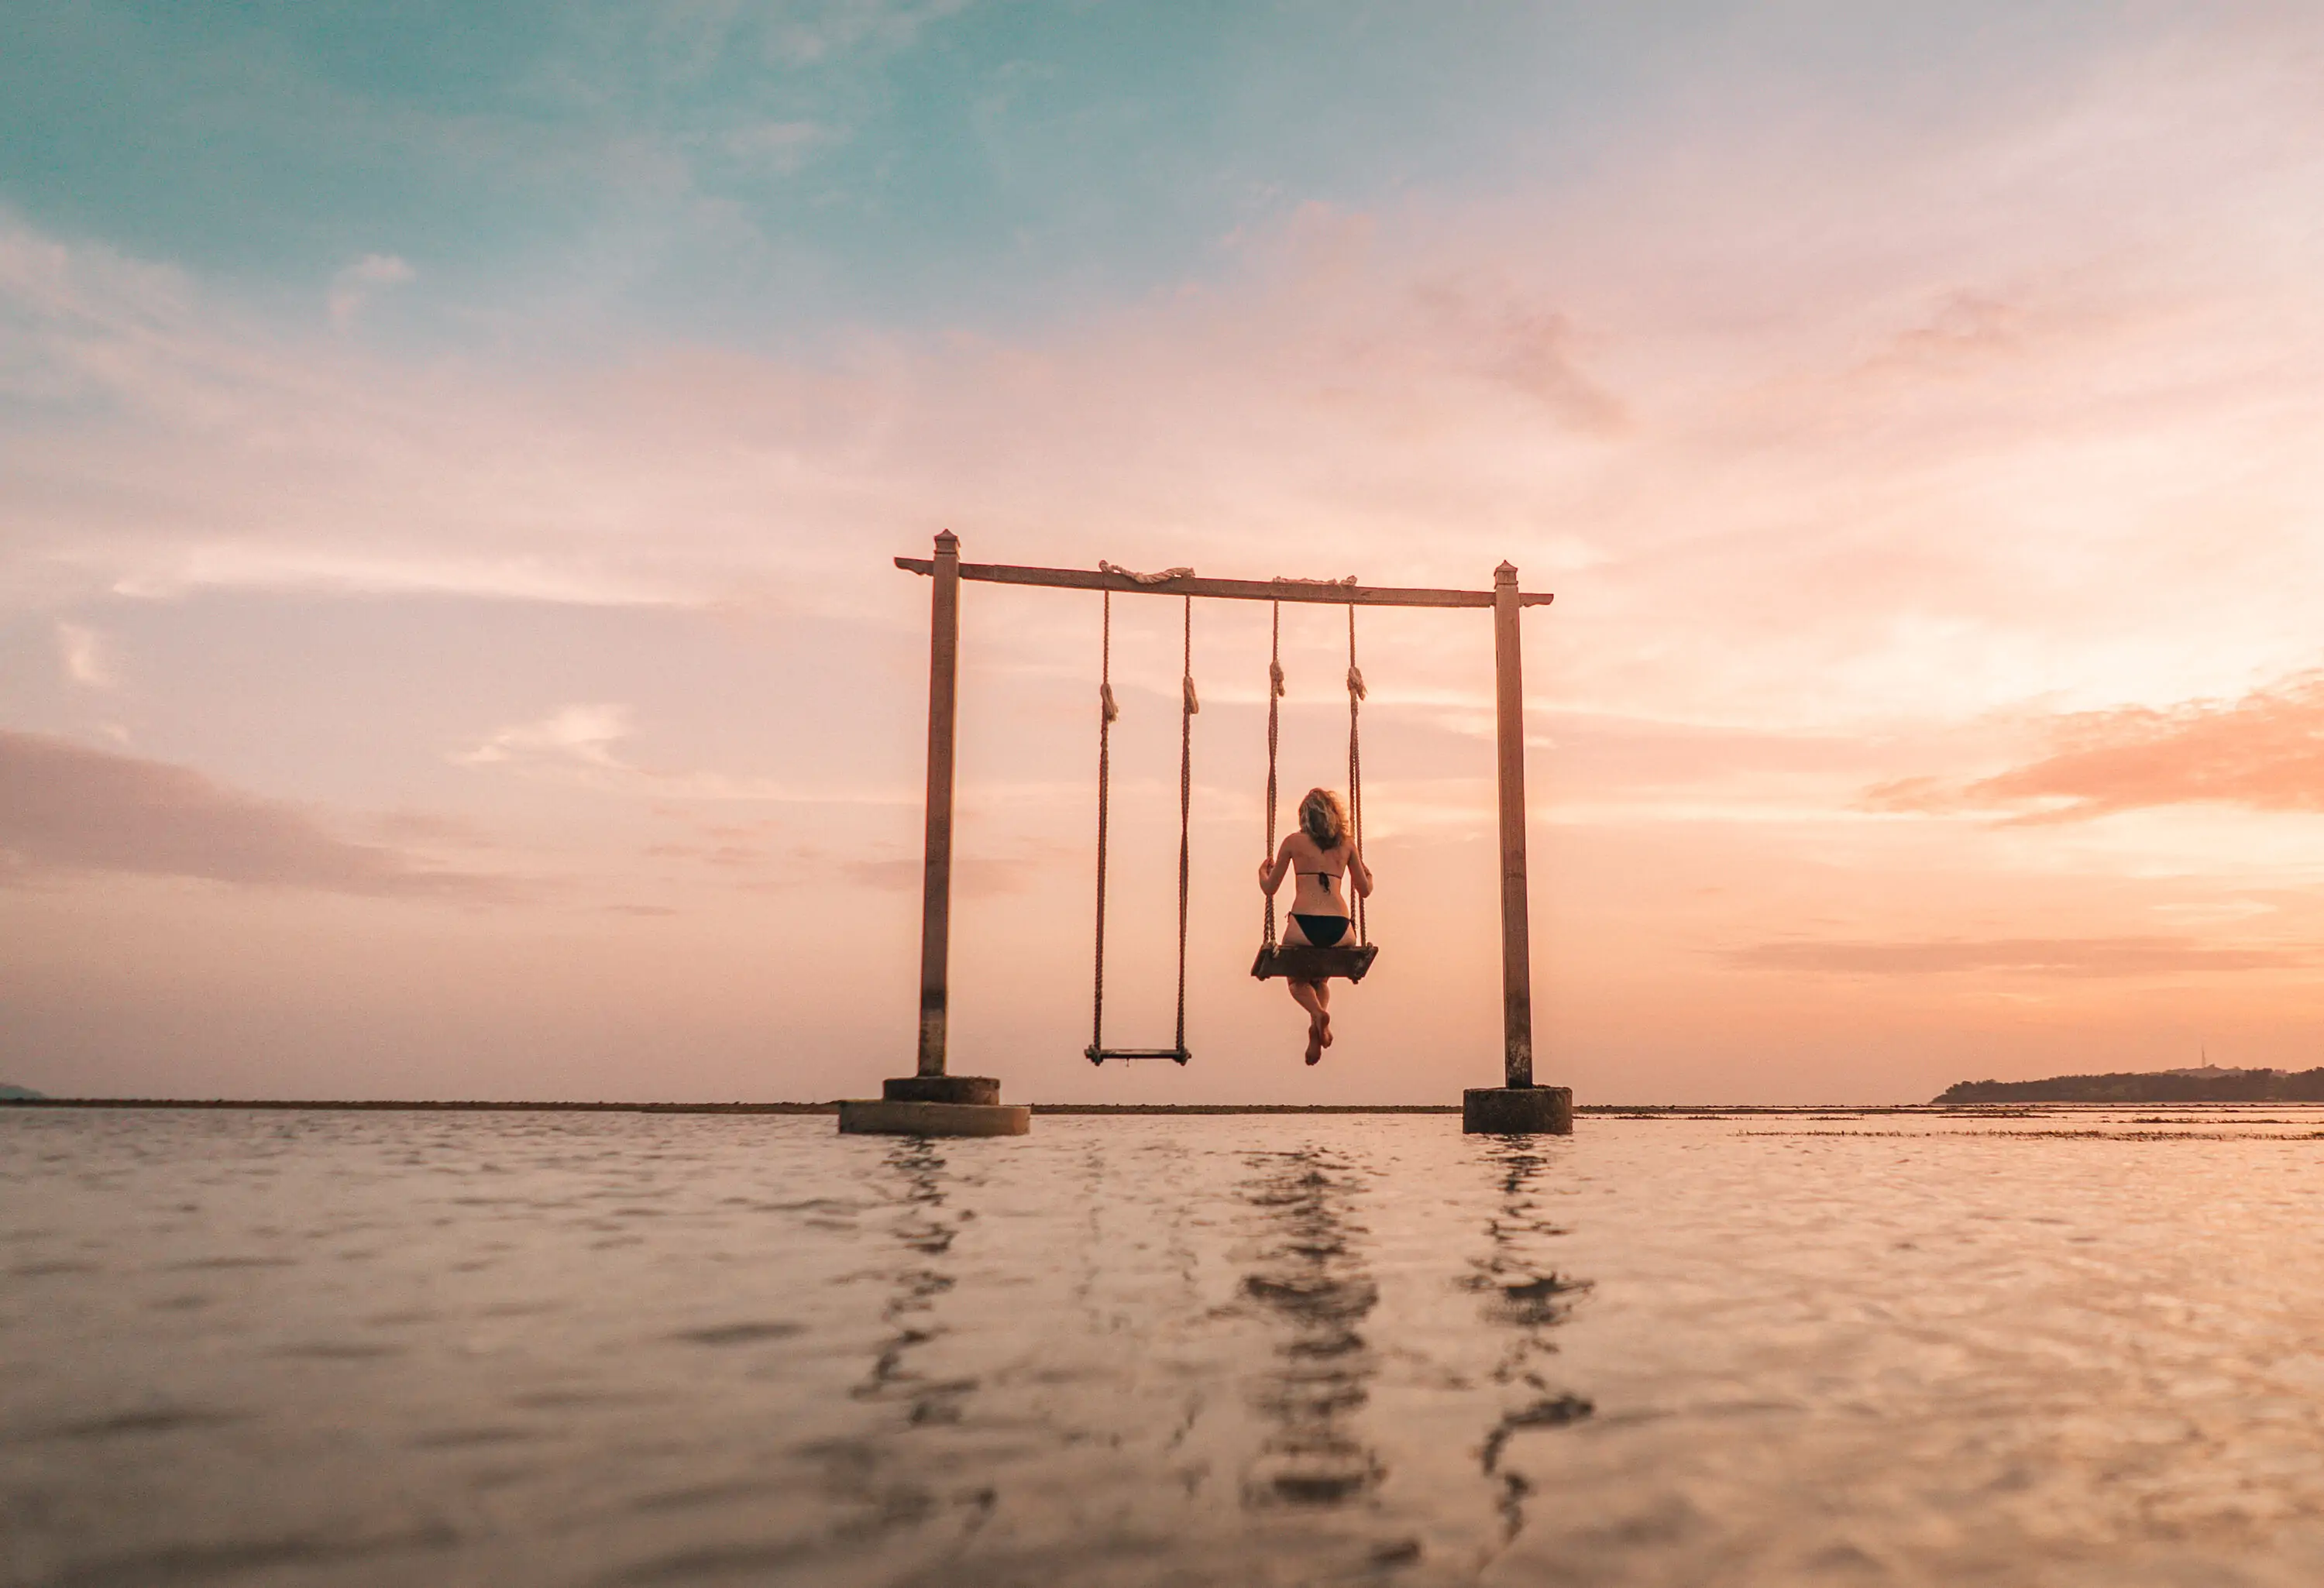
[
  {"left": 1092, "top": 589, "right": 1115, "bottom": 1055},
  {"left": 1346, "top": 603, "right": 1367, "bottom": 947},
  {"left": 1262, "top": 600, "right": 1283, "bottom": 951},
  {"left": 1089, "top": 587, "right": 1198, "bottom": 1061},
  {"left": 1258, "top": 597, "right": 1368, "bottom": 950},
  {"left": 1175, "top": 595, "right": 1195, "bottom": 1055}
]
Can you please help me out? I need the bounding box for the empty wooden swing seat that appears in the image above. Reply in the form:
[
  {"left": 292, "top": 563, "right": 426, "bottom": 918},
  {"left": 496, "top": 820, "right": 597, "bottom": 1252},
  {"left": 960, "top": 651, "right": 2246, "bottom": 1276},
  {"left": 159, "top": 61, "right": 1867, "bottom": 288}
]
[{"left": 1085, "top": 1045, "right": 1191, "bottom": 1065}]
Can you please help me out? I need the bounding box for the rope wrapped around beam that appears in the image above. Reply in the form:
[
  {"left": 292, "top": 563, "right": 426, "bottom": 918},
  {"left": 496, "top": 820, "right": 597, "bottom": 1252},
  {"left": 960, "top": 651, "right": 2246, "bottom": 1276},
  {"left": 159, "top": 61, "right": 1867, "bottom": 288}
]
[{"left": 1099, "top": 561, "right": 1195, "bottom": 584}]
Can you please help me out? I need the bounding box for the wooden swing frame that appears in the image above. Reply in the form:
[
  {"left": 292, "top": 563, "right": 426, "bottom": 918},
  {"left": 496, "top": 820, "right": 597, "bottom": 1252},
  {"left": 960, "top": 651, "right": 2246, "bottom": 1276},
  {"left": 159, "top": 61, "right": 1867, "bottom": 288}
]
[{"left": 891, "top": 533, "right": 1555, "bottom": 1107}]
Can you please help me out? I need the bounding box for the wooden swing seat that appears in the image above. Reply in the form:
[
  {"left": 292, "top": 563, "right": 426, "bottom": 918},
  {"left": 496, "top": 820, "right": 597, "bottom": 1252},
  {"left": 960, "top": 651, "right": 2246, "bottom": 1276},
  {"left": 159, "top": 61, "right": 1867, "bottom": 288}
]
[
  {"left": 1251, "top": 942, "right": 1380, "bottom": 983},
  {"left": 1086, "top": 1046, "right": 1192, "bottom": 1066}
]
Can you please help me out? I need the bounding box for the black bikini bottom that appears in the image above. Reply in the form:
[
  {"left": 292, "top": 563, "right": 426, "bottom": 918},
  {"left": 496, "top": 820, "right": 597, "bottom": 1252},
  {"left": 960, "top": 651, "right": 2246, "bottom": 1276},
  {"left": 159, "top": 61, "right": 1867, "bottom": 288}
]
[{"left": 1291, "top": 913, "right": 1350, "bottom": 947}]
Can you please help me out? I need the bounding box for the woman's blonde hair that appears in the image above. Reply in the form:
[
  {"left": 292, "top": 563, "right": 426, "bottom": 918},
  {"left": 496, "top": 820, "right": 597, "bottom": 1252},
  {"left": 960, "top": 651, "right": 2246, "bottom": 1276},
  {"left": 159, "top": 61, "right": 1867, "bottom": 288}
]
[{"left": 1299, "top": 788, "right": 1350, "bottom": 850}]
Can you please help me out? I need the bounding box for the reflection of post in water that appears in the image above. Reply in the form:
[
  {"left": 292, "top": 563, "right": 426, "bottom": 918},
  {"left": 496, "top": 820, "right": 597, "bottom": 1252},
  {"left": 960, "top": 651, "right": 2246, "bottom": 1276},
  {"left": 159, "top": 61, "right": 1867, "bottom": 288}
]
[
  {"left": 1463, "top": 1139, "right": 1592, "bottom": 1542},
  {"left": 854, "top": 1136, "right": 978, "bottom": 1427},
  {"left": 1237, "top": 1146, "right": 1385, "bottom": 1508}
]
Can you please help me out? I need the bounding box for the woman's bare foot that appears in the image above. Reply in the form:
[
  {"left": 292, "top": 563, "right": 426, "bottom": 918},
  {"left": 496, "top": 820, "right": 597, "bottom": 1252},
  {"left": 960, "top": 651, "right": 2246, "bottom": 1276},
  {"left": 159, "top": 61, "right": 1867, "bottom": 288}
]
[
  {"left": 1305, "top": 1021, "right": 1324, "bottom": 1065},
  {"left": 1319, "top": 1012, "right": 1333, "bottom": 1048}
]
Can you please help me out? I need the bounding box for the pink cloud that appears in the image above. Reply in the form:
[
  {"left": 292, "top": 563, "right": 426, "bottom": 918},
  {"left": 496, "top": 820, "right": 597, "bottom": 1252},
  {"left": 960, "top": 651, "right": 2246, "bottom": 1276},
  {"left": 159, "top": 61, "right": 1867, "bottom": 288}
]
[
  {"left": 1728, "top": 936, "right": 2307, "bottom": 978},
  {"left": 0, "top": 730, "right": 505, "bottom": 899},
  {"left": 1868, "top": 669, "right": 2324, "bottom": 822},
  {"left": 327, "top": 253, "right": 414, "bottom": 330}
]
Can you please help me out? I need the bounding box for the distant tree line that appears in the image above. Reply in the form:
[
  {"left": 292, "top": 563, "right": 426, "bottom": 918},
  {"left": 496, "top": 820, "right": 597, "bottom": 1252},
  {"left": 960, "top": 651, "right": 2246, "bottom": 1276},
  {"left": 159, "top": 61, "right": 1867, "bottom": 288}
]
[{"left": 1937, "top": 1070, "right": 2324, "bottom": 1104}]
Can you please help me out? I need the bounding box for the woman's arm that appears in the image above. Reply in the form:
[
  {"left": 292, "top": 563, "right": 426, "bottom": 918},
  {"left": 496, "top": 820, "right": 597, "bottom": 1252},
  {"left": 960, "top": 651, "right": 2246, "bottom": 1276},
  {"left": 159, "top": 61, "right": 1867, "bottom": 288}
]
[
  {"left": 1257, "top": 834, "right": 1296, "bottom": 894},
  {"left": 1348, "top": 845, "right": 1374, "bottom": 899}
]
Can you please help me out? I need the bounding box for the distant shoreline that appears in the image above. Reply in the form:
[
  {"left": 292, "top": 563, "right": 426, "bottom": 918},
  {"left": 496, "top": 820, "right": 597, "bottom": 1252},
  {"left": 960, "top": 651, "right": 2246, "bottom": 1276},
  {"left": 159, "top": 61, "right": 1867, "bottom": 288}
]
[
  {"left": 1939, "top": 1068, "right": 2324, "bottom": 1104},
  {"left": 7, "top": 1098, "right": 2316, "bottom": 1116}
]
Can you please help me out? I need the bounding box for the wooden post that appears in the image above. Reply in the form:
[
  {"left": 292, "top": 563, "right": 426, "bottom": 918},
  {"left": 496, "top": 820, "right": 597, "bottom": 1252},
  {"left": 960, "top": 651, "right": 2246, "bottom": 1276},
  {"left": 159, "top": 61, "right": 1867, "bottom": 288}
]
[
  {"left": 840, "top": 528, "right": 1023, "bottom": 1131},
  {"left": 1463, "top": 560, "right": 1565, "bottom": 1132},
  {"left": 1491, "top": 560, "right": 1535, "bottom": 1089},
  {"left": 916, "top": 531, "right": 961, "bottom": 1078}
]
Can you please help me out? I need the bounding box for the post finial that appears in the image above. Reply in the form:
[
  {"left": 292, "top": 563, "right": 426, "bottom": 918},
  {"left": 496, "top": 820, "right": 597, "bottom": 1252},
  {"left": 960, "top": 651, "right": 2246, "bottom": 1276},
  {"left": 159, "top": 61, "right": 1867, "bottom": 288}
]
[
  {"left": 1494, "top": 560, "right": 1518, "bottom": 584},
  {"left": 935, "top": 529, "right": 960, "bottom": 553}
]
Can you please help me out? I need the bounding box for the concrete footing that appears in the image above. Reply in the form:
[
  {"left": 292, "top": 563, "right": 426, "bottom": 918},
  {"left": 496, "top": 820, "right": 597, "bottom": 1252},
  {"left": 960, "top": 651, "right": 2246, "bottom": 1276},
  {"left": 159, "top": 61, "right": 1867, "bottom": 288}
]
[
  {"left": 837, "top": 1088, "right": 1030, "bottom": 1136},
  {"left": 882, "top": 1075, "right": 999, "bottom": 1105},
  {"left": 1462, "top": 1085, "right": 1573, "bottom": 1135}
]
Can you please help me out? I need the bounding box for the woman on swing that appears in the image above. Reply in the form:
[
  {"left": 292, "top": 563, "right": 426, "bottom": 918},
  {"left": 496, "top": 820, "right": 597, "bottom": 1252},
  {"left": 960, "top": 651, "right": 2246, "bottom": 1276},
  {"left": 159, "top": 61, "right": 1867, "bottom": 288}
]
[{"left": 1258, "top": 788, "right": 1373, "bottom": 1065}]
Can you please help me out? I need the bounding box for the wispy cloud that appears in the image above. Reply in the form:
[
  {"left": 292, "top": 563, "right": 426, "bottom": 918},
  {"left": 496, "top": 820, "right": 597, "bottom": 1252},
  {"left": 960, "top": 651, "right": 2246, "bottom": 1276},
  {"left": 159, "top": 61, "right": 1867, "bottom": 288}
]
[
  {"left": 0, "top": 730, "right": 505, "bottom": 899},
  {"left": 456, "top": 703, "right": 634, "bottom": 769},
  {"left": 721, "top": 119, "right": 830, "bottom": 174},
  {"left": 456, "top": 705, "right": 913, "bottom": 804},
  {"left": 765, "top": 0, "right": 971, "bottom": 65},
  {"left": 841, "top": 855, "right": 1041, "bottom": 898},
  {"left": 327, "top": 253, "right": 414, "bottom": 330},
  {"left": 1868, "top": 668, "right": 2324, "bottom": 823},
  {"left": 1728, "top": 936, "right": 2307, "bottom": 978},
  {"left": 53, "top": 621, "right": 114, "bottom": 688}
]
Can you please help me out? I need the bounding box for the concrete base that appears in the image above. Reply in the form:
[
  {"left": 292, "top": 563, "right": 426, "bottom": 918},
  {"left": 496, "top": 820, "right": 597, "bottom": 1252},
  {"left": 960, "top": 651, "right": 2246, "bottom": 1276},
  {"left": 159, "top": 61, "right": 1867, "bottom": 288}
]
[
  {"left": 837, "top": 1098, "right": 1031, "bottom": 1137},
  {"left": 1463, "top": 1085, "right": 1574, "bottom": 1136},
  {"left": 882, "top": 1075, "right": 1000, "bottom": 1105}
]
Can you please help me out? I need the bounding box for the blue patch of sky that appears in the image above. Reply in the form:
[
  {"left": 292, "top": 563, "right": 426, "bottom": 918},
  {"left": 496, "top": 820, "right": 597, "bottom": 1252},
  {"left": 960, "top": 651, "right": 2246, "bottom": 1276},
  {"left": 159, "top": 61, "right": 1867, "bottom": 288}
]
[{"left": 3, "top": 2, "right": 2155, "bottom": 348}]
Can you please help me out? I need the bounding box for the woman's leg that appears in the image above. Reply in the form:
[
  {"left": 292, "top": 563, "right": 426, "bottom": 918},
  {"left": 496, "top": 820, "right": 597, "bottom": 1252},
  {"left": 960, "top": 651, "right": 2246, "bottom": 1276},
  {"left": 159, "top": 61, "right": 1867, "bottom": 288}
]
[
  {"left": 1287, "top": 979, "right": 1327, "bottom": 1064},
  {"left": 1315, "top": 978, "right": 1332, "bottom": 1047}
]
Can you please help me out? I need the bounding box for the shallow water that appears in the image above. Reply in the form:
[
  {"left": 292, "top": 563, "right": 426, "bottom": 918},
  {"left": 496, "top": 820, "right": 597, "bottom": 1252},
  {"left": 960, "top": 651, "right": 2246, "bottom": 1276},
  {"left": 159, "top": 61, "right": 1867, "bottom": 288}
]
[{"left": 6, "top": 1108, "right": 2324, "bottom": 1586}]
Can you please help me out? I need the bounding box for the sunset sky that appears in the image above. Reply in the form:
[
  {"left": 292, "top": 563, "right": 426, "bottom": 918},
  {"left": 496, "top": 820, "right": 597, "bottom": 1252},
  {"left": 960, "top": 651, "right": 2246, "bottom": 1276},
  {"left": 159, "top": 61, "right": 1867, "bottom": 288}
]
[{"left": 5, "top": 3, "right": 2323, "bottom": 1105}]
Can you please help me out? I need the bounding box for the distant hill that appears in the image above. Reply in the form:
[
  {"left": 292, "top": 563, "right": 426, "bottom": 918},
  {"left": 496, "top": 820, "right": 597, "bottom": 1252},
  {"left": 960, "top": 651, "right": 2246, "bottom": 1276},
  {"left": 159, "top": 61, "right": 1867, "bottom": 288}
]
[
  {"left": 1938, "top": 1067, "right": 2324, "bottom": 1104},
  {"left": 0, "top": 1083, "right": 45, "bottom": 1102}
]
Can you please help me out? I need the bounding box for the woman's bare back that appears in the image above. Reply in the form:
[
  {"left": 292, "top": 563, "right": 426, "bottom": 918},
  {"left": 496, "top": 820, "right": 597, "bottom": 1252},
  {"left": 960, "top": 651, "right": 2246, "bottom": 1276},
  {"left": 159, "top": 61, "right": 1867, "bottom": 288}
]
[{"left": 1260, "top": 830, "right": 1373, "bottom": 935}]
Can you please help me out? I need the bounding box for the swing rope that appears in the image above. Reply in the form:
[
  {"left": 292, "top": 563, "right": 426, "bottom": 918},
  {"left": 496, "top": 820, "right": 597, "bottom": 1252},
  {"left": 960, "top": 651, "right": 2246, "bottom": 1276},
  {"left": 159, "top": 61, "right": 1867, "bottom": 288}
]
[
  {"left": 1257, "top": 598, "right": 1370, "bottom": 950},
  {"left": 1089, "top": 589, "right": 1197, "bottom": 1063},
  {"left": 1262, "top": 600, "right": 1284, "bottom": 951},
  {"left": 1346, "top": 602, "right": 1368, "bottom": 947},
  {"left": 1091, "top": 589, "right": 1116, "bottom": 1057},
  {"left": 1175, "top": 596, "right": 1195, "bottom": 1055}
]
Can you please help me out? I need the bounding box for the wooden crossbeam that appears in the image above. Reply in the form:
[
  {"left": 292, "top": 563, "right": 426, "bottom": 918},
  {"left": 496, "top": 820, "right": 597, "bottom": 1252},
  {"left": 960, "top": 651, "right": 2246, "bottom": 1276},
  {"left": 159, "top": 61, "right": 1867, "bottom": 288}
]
[{"left": 896, "top": 557, "right": 1553, "bottom": 610}]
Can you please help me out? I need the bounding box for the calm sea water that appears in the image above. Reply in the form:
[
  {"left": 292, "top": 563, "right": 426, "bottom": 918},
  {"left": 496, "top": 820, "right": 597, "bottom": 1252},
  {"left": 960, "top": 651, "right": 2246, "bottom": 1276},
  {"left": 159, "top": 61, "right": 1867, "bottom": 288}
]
[{"left": 7, "top": 1107, "right": 2324, "bottom": 1587}]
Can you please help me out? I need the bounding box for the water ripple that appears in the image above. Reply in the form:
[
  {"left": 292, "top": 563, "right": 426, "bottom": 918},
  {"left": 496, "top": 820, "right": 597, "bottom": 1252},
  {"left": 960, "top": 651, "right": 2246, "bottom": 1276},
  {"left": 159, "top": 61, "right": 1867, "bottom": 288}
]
[{"left": 6, "top": 1106, "right": 2324, "bottom": 1585}]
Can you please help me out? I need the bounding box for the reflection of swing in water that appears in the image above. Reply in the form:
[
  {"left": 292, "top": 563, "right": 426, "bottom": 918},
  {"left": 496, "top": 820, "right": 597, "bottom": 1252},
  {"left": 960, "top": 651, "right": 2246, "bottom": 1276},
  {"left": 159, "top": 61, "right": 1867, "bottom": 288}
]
[
  {"left": 1466, "top": 1139, "right": 1593, "bottom": 1544},
  {"left": 1086, "top": 583, "right": 1379, "bottom": 1067},
  {"left": 1236, "top": 1146, "right": 1385, "bottom": 1509}
]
